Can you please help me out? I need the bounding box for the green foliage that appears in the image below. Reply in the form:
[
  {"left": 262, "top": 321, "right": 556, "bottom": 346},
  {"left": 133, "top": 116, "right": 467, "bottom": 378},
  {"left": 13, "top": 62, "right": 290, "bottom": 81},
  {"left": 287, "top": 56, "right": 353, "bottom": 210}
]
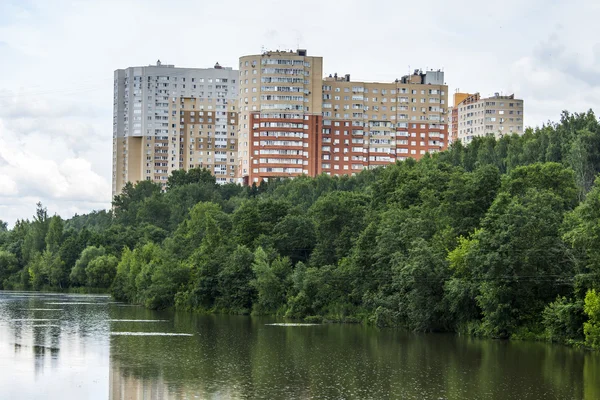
[
  {"left": 0, "top": 250, "right": 19, "bottom": 289},
  {"left": 86, "top": 255, "right": 118, "bottom": 288},
  {"left": 2, "top": 111, "right": 600, "bottom": 348},
  {"left": 563, "top": 178, "right": 600, "bottom": 292},
  {"left": 286, "top": 263, "right": 350, "bottom": 320},
  {"left": 28, "top": 250, "right": 65, "bottom": 290},
  {"left": 166, "top": 167, "right": 216, "bottom": 190},
  {"left": 22, "top": 202, "right": 49, "bottom": 263},
  {"left": 112, "top": 180, "right": 162, "bottom": 225},
  {"left": 272, "top": 215, "right": 316, "bottom": 264},
  {"left": 250, "top": 247, "right": 291, "bottom": 315},
  {"left": 64, "top": 210, "right": 113, "bottom": 232},
  {"left": 542, "top": 297, "right": 585, "bottom": 343},
  {"left": 45, "top": 216, "right": 63, "bottom": 253},
  {"left": 470, "top": 188, "right": 573, "bottom": 338},
  {"left": 70, "top": 246, "right": 106, "bottom": 286},
  {"left": 309, "top": 191, "right": 368, "bottom": 266},
  {"left": 217, "top": 245, "right": 255, "bottom": 313},
  {"left": 584, "top": 289, "right": 600, "bottom": 348},
  {"left": 392, "top": 238, "right": 451, "bottom": 332}
]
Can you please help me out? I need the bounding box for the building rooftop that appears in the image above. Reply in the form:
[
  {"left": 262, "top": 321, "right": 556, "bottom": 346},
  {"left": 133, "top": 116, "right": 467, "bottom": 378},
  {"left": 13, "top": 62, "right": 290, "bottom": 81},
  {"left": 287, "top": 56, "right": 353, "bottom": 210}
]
[{"left": 322, "top": 69, "right": 445, "bottom": 85}]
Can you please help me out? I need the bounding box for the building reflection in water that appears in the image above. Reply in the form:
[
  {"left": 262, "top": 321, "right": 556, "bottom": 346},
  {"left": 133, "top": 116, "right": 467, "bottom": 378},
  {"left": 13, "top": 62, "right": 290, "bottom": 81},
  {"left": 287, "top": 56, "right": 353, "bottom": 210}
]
[
  {"left": 110, "top": 360, "right": 171, "bottom": 400},
  {"left": 109, "top": 358, "right": 242, "bottom": 400}
]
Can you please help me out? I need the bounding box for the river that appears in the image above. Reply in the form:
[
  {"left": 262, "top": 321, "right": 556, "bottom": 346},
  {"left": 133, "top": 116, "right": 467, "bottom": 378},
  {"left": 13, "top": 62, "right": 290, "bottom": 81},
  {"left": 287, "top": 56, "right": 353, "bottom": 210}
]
[{"left": 0, "top": 291, "right": 598, "bottom": 399}]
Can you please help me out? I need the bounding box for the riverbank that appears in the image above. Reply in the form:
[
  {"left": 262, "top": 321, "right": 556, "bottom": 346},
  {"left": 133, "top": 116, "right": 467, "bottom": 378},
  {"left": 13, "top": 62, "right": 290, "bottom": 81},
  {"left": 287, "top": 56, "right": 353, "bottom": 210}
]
[{"left": 2, "top": 112, "right": 600, "bottom": 353}]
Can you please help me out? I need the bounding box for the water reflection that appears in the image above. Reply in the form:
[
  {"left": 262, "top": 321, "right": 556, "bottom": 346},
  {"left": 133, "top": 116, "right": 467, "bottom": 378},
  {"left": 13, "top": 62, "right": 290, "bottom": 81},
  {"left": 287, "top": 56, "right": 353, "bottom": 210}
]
[
  {"left": 1, "top": 291, "right": 599, "bottom": 399},
  {"left": 0, "top": 291, "right": 109, "bottom": 399}
]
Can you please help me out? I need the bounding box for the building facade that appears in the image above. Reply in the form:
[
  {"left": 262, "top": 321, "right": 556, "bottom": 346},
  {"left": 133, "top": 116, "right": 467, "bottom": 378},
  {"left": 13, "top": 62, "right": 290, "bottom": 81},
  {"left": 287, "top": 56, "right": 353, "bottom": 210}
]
[
  {"left": 114, "top": 53, "right": 453, "bottom": 191},
  {"left": 452, "top": 92, "right": 524, "bottom": 144},
  {"left": 449, "top": 92, "right": 472, "bottom": 143},
  {"left": 237, "top": 50, "right": 323, "bottom": 185},
  {"left": 320, "top": 70, "right": 448, "bottom": 176},
  {"left": 235, "top": 50, "right": 448, "bottom": 183},
  {"left": 112, "top": 61, "right": 238, "bottom": 196}
]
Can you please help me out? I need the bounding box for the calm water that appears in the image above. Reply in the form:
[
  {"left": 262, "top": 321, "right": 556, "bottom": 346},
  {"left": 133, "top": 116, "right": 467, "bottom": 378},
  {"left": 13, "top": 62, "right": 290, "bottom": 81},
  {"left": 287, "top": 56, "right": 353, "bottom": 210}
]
[{"left": 0, "top": 291, "right": 598, "bottom": 399}]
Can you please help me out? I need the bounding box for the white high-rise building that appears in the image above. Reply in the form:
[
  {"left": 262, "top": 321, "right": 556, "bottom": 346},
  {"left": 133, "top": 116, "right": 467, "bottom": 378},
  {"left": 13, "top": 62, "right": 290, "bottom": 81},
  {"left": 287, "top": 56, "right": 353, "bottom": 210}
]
[
  {"left": 112, "top": 61, "right": 238, "bottom": 197},
  {"left": 451, "top": 92, "right": 524, "bottom": 144}
]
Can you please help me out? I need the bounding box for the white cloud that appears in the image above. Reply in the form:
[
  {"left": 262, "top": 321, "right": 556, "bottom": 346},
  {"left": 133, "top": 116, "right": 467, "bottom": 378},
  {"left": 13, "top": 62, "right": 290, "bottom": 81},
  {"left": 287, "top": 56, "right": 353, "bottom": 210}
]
[
  {"left": 0, "top": 0, "right": 599, "bottom": 224},
  {"left": 0, "top": 111, "right": 111, "bottom": 225}
]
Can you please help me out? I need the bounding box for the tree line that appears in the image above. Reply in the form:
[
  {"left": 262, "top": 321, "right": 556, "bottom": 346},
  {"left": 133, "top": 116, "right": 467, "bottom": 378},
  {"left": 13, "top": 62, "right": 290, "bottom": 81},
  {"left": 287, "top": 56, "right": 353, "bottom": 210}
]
[{"left": 1, "top": 110, "right": 600, "bottom": 348}]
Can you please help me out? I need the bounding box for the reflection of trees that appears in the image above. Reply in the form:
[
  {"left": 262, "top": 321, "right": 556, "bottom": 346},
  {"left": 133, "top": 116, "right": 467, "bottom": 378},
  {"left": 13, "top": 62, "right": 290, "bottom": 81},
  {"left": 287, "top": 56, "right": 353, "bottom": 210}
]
[
  {"left": 5, "top": 295, "right": 597, "bottom": 400},
  {"left": 584, "top": 353, "right": 600, "bottom": 400},
  {"left": 109, "top": 313, "right": 600, "bottom": 400}
]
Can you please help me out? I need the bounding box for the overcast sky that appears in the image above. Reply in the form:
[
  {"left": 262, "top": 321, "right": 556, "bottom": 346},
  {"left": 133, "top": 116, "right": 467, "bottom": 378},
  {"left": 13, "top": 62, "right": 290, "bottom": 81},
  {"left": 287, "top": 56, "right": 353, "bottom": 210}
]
[{"left": 0, "top": 0, "right": 598, "bottom": 225}]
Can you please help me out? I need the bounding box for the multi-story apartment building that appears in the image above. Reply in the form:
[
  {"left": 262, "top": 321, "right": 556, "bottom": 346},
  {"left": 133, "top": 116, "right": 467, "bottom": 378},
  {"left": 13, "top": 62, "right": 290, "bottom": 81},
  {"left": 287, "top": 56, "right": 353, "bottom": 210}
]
[
  {"left": 235, "top": 50, "right": 447, "bottom": 183},
  {"left": 114, "top": 52, "right": 452, "bottom": 191},
  {"left": 167, "top": 97, "right": 238, "bottom": 183},
  {"left": 320, "top": 70, "right": 448, "bottom": 176},
  {"left": 449, "top": 92, "right": 472, "bottom": 143},
  {"left": 237, "top": 50, "right": 323, "bottom": 185},
  {"left": 451, "top": 92, "right": 524, "bottom": 144},
  {"left": 112, "top": 61, "right": 238, "bottom": 196}
]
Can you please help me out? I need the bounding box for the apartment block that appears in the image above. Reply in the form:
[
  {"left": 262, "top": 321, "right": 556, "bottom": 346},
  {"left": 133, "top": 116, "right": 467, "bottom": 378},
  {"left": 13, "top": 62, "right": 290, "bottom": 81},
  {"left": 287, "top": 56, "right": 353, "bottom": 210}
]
[
  {"left": 166, "top": 97, "right": 238, "bottom": 181},
  {"left": 451, "top": 92, "right": 524, "bottom": 144},
  {"left": 114, "top": 52, "right": 452, "bottom": 191},
  {"left": 320, "top": 70, "right": 448, "bottom": 176},
  {"left": 449, "top": 92, "right": 472, "bottom": 143},
  {"left": 112, "top": 61, "right": 238, "bottom": 196},
  {"left": 237, "top": 50, "right": 323, "bottom": 185}
]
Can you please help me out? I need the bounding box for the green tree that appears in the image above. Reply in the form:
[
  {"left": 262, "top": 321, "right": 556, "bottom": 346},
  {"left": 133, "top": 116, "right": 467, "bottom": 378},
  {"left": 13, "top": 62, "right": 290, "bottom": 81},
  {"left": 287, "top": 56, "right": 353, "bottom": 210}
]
[
  {"left": 232, "top": 199, "right": 289, "bottom": 248},
  {"left": 583, "top": 289, "right": 600, "bottom": 349},
  {"left": 70, "top": 246, "right": 106, "bottom": 286},
  {"left": 392, "top": 238, "right": 451, "bottom": 332},
  {"left": 144, "top": 258, "right": 190, "bottom": 309},
  {"left": 568, "top": 131, "right": 600, "bottom": 199},
  {"left": 309, "top": 192, "right": 368, "bottom": 266},
  {"left": 59, "top": 230, "right": 89, "bottom": 274},
  {"left": 45, "top": 216, "right": 64, "bottom": 253},
  {"left": 272, "top": 215, "right": 316, "bottom": 264},
  {"left": 86, "top": 255, "right": 118, "bottom": 288},
  {"left": 250, "top": 247, "right": 291, "bottom": 315},
  {"left": 166, "top": 167, "right": 216, "bottom": 190},
  {"left": 542, "top": 297, "right": 585, "bottom": 343},
  {"left": 112, "top": 180, "right": 162, "bottom": 225},
  {"left": 28, "top": 250, "right": 64, "bottom": 289},
  {"left": 166, "top": 202, "right": 230, "bottom": 261},
  {"left": 22, "top": 202, "right": 49, "bottom": 263},
  {"left": 466, "top": 189, "right": 573, "bottom": 338},
  {"left": 0, "top": 250, "right": 19, "bottom": 289},
  {"left": 563, "top": 177, "right": 600, "bottom": 292},
  {"left": 217, "top": 245, "right": 256, "bottom": 313}
]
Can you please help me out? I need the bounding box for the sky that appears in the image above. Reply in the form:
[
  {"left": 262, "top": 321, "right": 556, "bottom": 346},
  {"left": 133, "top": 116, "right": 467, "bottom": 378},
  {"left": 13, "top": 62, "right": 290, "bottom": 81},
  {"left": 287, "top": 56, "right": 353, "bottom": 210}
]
[{"left": 0, "top": 0, "right": 599, "bottom": 225}]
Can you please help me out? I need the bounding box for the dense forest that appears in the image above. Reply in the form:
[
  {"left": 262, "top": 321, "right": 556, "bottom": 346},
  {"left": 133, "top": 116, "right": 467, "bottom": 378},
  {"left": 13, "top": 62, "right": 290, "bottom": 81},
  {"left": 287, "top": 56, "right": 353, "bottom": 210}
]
[{"left": 2, "top": 110, "right": 600, "bottom": 348}]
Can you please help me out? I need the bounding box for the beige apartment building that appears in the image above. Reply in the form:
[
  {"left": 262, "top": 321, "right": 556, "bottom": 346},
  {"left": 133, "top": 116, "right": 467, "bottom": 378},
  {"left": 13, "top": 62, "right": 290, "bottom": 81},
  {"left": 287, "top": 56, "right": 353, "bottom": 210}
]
[
  {"left": 114, "top": 52, "right": 453, "bottom": 191},
  {"left": 451, "top": 92, "right": 524, "bottom": 144},
  {"left": 237, "top": 50, "right": 323, "bottom": 185},
  {"left": 235, "top": 50, "right": 448, "bottom": 183},
  {"left": 168, "top": 97, "right": 238, "bottom": 180},
  {"left": 320, "top": 70, "right": 448, "bottom": 175}
]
